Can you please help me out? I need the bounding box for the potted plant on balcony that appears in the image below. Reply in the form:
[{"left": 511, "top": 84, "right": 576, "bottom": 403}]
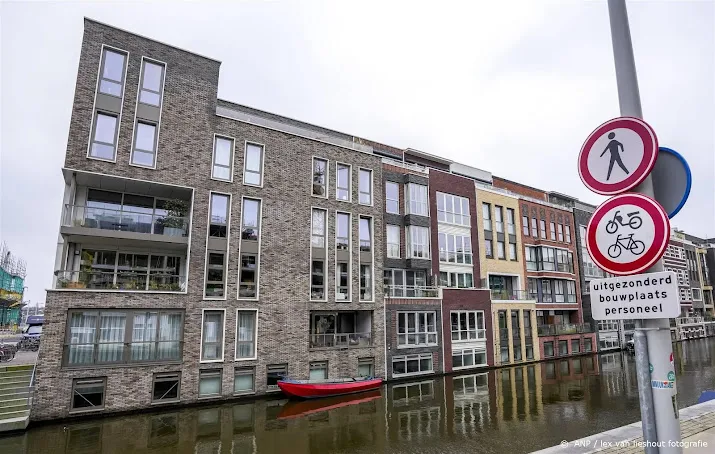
[{"left": 161, "top": 199, "right": 188, "bottom": 237}]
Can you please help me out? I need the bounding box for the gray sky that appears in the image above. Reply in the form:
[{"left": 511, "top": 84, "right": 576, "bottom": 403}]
[{"left": 2, "top": 1, "right": 714, "bottom": 306}]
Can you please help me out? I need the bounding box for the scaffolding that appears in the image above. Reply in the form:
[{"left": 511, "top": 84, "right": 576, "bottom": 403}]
[{"left": 0, "top": 241, "right": 27, "bottom": 326}]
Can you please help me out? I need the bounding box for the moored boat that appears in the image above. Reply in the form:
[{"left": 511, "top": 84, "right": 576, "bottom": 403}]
[{"left": 277, "top": 377, "right": 382, "bottom": 399}]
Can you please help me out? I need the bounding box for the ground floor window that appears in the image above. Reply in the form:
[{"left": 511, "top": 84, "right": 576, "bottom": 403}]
[
  {"left": 267, "top": 364, "right": 287, "bottom": 391},
  {"left": 152, "top": 372, "right": 180, "bottom": 403},
  {"left": 452, "top": 348, "right": 487, "bottom": 369},
  {"left": 234, "top": 367, "right": 255, "bottom": 395},
  {"left": 571, "top": 339, "right": 580, "bottom": 353},
  {"left": 198, "top": 369, "right": 222, "bottom": 398},
  {"left": 392, "top": 353, "right": 433, "bottom": 376},
  {"left": 560, "top": 360, "right": 570, "bottom": 375},
  {"left": 358, "top": 357, "right": 374, "bottom": 377},
  {"left": 397, "top": 311, "right": 438, "bottom": 347},
  {"left": 584, "top": 338, "right": 593, "bottom": 352},
  {"left": 309, "top": 361, "right": 328, "bottom": 380},
  {"left": 559, "top": 340, "right": 568, "bottom": 356},
  {"left": 544, "top": 341, "right": 554, "bottom": 357},
  {"left": 71, "top": 378, "right": 106, "bottom": 412},
  {"left": 500, "top": 346, "right": 509, "bottom": 363}
]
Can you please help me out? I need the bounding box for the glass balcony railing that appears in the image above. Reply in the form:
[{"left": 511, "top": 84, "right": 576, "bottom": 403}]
[
  {"left": 385, "top": 285, "right": 441, "bottom": 298},
  {"left": 489, "top": 289, "right": 531, "bottom": 301},
  {"left": 310, "top": 332, "right": 372, "bottom": 349},
  {"left": 55, "top": 270, "right": 185, "bottom": 292},
  {"left": 63, "top": 204, "right": 189, "bottom": 237},
  {"left": 537, "top": 323, "right": 594, "bottom": 336}
]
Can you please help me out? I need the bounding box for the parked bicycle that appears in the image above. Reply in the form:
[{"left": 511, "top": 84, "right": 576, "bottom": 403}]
[
  {"left": 0, "top": 343, "right": 17, "bottom": 362},
  {"left": 606, "top": 210, "right": 642, "bottom": 234},
  {"left": 19, "top": 338, "right": 40, "bottom": 352},
  {"left": 608, "top": 233, "right": 646, "bottom": 258}
]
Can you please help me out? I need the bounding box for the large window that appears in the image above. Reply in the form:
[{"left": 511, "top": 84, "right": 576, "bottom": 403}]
[
  {"left": 506, "top": 208, "right": 516, "bottom": 235},
  {"left": 236, "top": 310, "right": 257, "bottom": 359},
  {"left": 384, "top": 269, "right": 427, "bottom": 297},
  {"left": 438, "top": 233, "right": 473, "bottom": 264},
  {"left": 566, "top": 280, "right": 577, "bottom": 303},
  {"left": 64, "top": 310, "right": 183, "bottom": 366},
  {"left": 71, "top": 378, "right": 106, "bottom": 413},
  {"left": 98, "top": 48, "right": 126, "bottom": 97},
  {"left": 565, "top": 225, "right": 571, "bottom": 244},
  {"left": 437, "top": 192, "right": 470, "bottom": 226},
  {"left": 387, "top": 225, "right": 400, "bottom": 258},
  {"left": 482, "top": 203, "right": 491, "bottom": 231},
  {"left": 397, "top": 312, "right": 438, "bottom": 347},
  {"left": 311, "top": 260, "right": 325, "bottom": 300},
  {"left": 556, "top": 249, "right": 574, "bottom": 273},
  {"left": 531, "top": 218, "right": 537, "bottom": 237},
  {"left": 558, "top": 224, "right": 564, "bottom": 242},
  {"left": 509, "top": 243, "right": 517, "bottom": 261},
  {"left": 550, "top": 222, "right": 556, "bottom": 240},
  {"left": 206, "top": 252, "right": 226, "bottom": 297},
  {"left": 336, "top": 163, "right": 351, "bottom": 201},
  {"left": 243, "top": 143, "right": 264, "bottom": 187},
  {"left": 522, "top": 215, "right": 529, "bottom": 236},
  {"left": 241, "top": 198, "right": 261, "bottom": 241},
  {"left": 542, "top": 280, "right": 553, "bottom": 302},
  {"left": 485, "top": 239, "right": 493, "bottom": 258},
  {"left": 209, "top": 193, "right": 229, "bottom": 238},
  {"left": 201, "top": 310, "right": 224, "bottom": 362},
  {"left": 359, "top": 217, "right": 372, "bottom": 252},
  {"left": 408, "top": 226, "right": 430, "bottom": 259},
  {"left": 554, "top": 280, "right": 565, "bottom": 302},
  {"left": 139, "top": 60, "right": 165, "bottom": 107},
  {"left": 90, "top": 113, "right": 118, "bottom": 160},
  {"left": 406, "top": 183, "right": 428, "bottom": 216},
  {"left": 336, "top": 262, "right": 350, "bottom": 301},
  {"left": 239, "top": 254, "right": 258, "bottom": 299},
  {"left": 439, "top": 271, "right": 474, "bottom": 288},
  {"left": 540, "top": 220, "right": 547, "bottom": 239},
  {"left": 451, "top": 311, "right": 486, "bottom": 341},
  {"left": 311, "top": 209, "right": 327, "bottom": 247},
  {"left": 392, "top": 353, "right": 433, "bottom": 376},
  {"left": 212, "top": 136, "right": 234, "bottom": 181},
  {"left": 495, "top": 206, "right": 504, "bottom": 233},
  {"left": 496, "top": 240, "right": 505, "bottom": 259},
  {"left": 336, "top": 212, "right": 350, "bottom": 250},
  {"left": 312, "top": 157, "right": 328, "bottom": 197},
  {"left": 360, "top": 264, "right": 373, "bottom": 301},
  {"left": 385, "top": 181, "right": 399, "bottom": 214},
  {"left": 76, "top": 249, "right": 182, "bottom": 291},
  {"left": 542, "top": 247, "right": 556, "bottom": 271},
  {"left": 131, "top": 121, "right": 158, "bottom": 167},
  {"left": 453, "top": 348, "right": 487, "bottom": 369},
  {"left": 359, "top": 169, "right": 372, "bottom": 205}
]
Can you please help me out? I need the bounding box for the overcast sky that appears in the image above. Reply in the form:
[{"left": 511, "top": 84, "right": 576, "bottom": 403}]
[{"left": 1, "top": 1, "right": 713, "bottom": 306}]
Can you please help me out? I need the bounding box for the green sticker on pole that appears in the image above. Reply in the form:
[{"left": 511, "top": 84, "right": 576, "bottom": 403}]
[
  {"left": 649, "top": 363, "right": 653, "bottom": 373},
  {"left": 667, "top": 371, "right": 675, "bottom": 381}
]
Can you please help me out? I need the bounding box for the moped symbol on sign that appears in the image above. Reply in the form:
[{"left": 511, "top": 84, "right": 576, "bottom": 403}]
[
  {"left": 578, "top": 117, "right": 658, "bottom": 195},
  {"left": 587, "top": 193, "right": 670, "bottom": 275}
]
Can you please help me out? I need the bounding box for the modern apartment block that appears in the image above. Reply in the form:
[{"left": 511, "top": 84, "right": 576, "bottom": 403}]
[
  {"left": 664, "top": 231, "right": 693, "bottom": 316},
  {"left": 36, "top": 19, "right": 388, "bottom": 421},
  {"left": 493, "top": 179, "right": 596, "bottom": 360}
]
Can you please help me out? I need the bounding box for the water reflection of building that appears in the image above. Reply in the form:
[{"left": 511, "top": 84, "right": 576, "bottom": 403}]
[{"left": 494, "top": 365, "right": 543, "bottom": 426}]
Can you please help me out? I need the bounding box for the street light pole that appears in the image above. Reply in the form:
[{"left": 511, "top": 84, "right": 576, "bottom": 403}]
[{"left": 607, "top": 1, "right": 682, "bottom": 452}]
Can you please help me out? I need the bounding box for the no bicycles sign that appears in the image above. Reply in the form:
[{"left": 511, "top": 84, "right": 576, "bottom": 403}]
[{"left": 586, "top": 193, "right": 670, "bottom": 275}]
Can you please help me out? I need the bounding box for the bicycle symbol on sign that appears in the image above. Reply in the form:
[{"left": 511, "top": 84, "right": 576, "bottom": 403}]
[{"left": 604, "top": 209, "right": 646, "bottom": 259}]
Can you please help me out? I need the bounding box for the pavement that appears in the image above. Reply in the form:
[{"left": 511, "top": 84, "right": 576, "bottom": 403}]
[
  {"left": 8, "top": 350, "right": 38, "bottom": 366},
  {"left": 532, "top": 400, "right": 715, "bottom": 454}
]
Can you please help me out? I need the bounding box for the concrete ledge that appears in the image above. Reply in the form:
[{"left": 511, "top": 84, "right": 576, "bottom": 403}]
[
  {"left": 532, "top": 400, "right": 715, "bottom": 454},
  {"left": 0, "top": 415, "right": 30, "bottom": 433}
]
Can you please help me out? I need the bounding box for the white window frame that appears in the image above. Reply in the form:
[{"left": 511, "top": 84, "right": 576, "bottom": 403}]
[
  {"left": 397, "top": 311, "right": 438, "bottom": 348},
  {"left": 87, "top": 44, "right": 129, "bottom": 163},
  {"left": 137, "top": 57, "right": 166, "bottom": 108},
  {"left": 506, "top": 208, "right": 516, "bottom": 235},
  {"left": 128, "top": 56, "right": 167, "bottom": 170},
  {"left": 235, "top": 309, "right": 258, "bottom": 361},
  {"left": 392, "top": 353, "right": 434, "bottom": 377},
  {"left": 203, "top": 191, "right": 231, "bottom": 300},
  {"left": 200, "top": 308, "right": 226, "bottom": 363},
  {"left": 495, "top": 206, "right": 504, "bottom": 233},
  {"left": 129, "top": 119, "right": 159, "bottom": 169},
  {"left": 406, "top": 183, "right": 429, "bottom": 216},
  {"left": 237, "top": 196, "right": 263, "bottom": 301},
  {"left": 407, "top": 225, "right": 430, "bottom": 259},
  {"left": 437, "top": 192, "right": 470, "bottom": 227},
  {"left": 508, "top": 242, "right": 517, "bottom": 261},
  {"left": 439, "top": 271, "right": 474, "bottom": 289},
  {"left": 310, "top": 206, "right": 328, "bottom": 302},
  {"left": 336, "top": 162, "right": 352, "bottom": 202},
  {"left": 312, "top": 156, "right": 329, "bottom": 199},
  {"left": 358, "top": 168, "right": 373, "bottom": 206},
  {"left": 211, "top": 134, "right": 235, "bottom": 182},
  {"left": 451, "top": 310, "right": 486, "bottom": 342},
  {"left": 385, "top": 181, "right": 400, "bottom": 214},
  {"left": 438, "top": 232, "right": 473, "bottom": 265},
  {"left": 335, "top": 211, "right": 352, "bottom": 302},
  {"left": 88, "top": 111, "right": 120, "bottom": 163},
  {"left": 482, "top": 203, "right": 492, "bottom": 231},
  {"left": 243, "top": 140, "right": 265, "bottom": 188},
  {"left": 452, "top": 347, "right": 488, "bottom": 370},
  {"left": 386, "top": 225, "right": 401, "bottom": 258}
]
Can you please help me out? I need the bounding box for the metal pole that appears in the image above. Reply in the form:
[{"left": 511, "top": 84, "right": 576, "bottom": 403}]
[
  {"left": 634, "top": 321, "right": 658, "bottom": 454},
  {"left": 607, "top": 1, "right": 682, "bottom": 452}
]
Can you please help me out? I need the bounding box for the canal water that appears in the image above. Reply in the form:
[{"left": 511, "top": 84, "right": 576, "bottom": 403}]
[{"left": 2, "top": 338, "right": 715, "bottom": 454}]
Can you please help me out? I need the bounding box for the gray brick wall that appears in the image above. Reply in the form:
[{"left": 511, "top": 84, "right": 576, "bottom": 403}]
[{"left": 33, "top": 19, "right": 385, "bottom": 421}]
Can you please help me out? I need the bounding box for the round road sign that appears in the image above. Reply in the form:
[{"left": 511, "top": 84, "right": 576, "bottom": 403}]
[
  {"left": 586, "top": 193, "right": 670, "bottom": 276},
  {"left": 578, "top": 117, "right": 658, "bottom": 195}
]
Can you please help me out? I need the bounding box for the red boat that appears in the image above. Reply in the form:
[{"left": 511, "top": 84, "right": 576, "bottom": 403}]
[{"left": 277, "top": 377, "right": 382, "bottom": 399}]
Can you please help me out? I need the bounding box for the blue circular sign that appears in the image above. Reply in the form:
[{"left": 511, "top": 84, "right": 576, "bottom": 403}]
[{"left": 651, "top": 147, "right": 691, "bottom": 218}]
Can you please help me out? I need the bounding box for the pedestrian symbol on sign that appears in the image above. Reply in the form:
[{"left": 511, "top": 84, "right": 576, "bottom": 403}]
[{"left": 600, "top": 132, "right": 630, "bottom": 180}]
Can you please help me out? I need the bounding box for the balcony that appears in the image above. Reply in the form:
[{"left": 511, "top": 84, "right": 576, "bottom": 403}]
[
  {"left": 538, "top": 323, "right": 594, "bottom": 337},
  {"left": 55, "top": 270, "right": 185, "bottom": 292},
  {"left": 63, "top": 204, "right": 189, "bottom": 238},
  {"left": 489, "top": 289, "right": 532, "bottom": 301},
  {"left": 385, "top": 285, "right": 441, "bottom": 299},
  {"left": 310, "top": 332, "right": 373, "bottom": 349}
]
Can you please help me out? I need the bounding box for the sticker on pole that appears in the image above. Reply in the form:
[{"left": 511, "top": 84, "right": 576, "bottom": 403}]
[
  {"left": 578, "top": 117, "right": 658, "bottom": 195},
  {"left": 586, "top": 193, "right": 669, "bottom": 275}
]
